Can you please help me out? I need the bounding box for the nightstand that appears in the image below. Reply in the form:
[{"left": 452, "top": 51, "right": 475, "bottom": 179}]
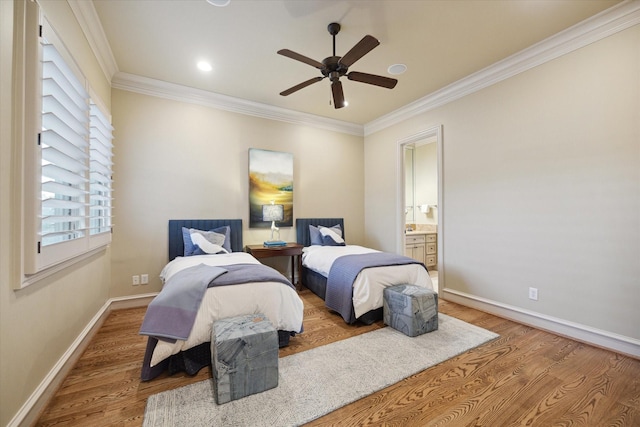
[{"left": 245, "top": 243, "right": 303, "bottom": 289}]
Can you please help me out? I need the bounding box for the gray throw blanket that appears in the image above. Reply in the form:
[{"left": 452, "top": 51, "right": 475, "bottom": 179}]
[
  {"left": 325, "top": 252, "right": 426, "bottom": 324},
  {"left": 139, "top": 263, "right": 293, "bottom": 342}
]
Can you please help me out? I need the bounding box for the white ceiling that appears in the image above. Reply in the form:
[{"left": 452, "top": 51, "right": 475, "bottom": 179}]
[{"left": 92, "top": 0, "right": 621, "bottom": 125}]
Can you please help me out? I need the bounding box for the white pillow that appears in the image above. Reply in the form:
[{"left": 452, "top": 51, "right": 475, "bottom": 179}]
[
  {"left": 319, "top": 226, "right": 345, "bottom": 244},
  {"left": 189, "top": 231, "right": 229, "bottom": 254}
]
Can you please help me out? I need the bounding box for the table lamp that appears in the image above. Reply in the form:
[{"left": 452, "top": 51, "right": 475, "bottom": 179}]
[{"left": 262, "top": 202, "right": 284, "bottom": 243}]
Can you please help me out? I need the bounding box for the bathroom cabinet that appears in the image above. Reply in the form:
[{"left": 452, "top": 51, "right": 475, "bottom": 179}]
[{"left": 405, "top": 232, "right": 437, "bottom": 270}]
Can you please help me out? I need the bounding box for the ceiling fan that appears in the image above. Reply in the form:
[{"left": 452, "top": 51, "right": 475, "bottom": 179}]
[{"left": 278, "top": 22, "right": 398, "bottom": 109}]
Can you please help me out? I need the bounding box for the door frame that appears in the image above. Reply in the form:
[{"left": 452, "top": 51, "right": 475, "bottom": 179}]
[{"left": 396, "top": 125, "right": 443, "bottom": 288}]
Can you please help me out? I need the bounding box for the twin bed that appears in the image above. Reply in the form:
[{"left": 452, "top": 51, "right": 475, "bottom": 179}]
[
  {"left": 296, "top": 218, "right": 433, "bottom": 324},
  {"left": 140, "top": 219, "right": 304, "bottom": 381},
  {"left": 140, "top": 218, "right": 433, "bottom": 380}
]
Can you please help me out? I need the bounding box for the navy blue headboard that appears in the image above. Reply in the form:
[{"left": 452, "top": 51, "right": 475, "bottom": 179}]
[
  {"left": 296, "top": 218, "right": 345, "bottom": 247},
  {"left": 168, "top": 219, "right": 243, "bottom": 261}
]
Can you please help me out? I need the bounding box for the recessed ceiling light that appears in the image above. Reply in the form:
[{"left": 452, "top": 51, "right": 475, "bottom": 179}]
[
  {"left": 197, "top": 61, "right": 212, "bottom": 72},
  {"left": 344, "top": 101, "right": 349, "bottom": 107},
  {"left": 388, "top": 64, "right": 407, "bottom": 75},
  {"left": 206, "top": 0, "right": 230, "bottom": 6}
]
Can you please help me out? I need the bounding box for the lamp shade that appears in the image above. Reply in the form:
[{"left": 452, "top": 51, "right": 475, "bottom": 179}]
[{"left": 262, "top": 204, "right": 284, "bottom": 222}]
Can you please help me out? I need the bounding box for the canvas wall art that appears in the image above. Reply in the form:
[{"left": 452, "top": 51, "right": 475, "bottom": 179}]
[{"left": 249, "top": 148, "right": 293, "bottom": 228}]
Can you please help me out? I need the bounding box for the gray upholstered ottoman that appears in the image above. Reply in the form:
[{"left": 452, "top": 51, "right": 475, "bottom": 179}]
[
  {"left": 211, "top": 313, "right": 278, "bottom": 404},
  {"left": 383, "top": 285, "right": 438, "bottom": 337}
]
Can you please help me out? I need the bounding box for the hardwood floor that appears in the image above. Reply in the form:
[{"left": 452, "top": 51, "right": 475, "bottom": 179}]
[{"left": 35, "top": 289, "right": 640, "bottom": 426}]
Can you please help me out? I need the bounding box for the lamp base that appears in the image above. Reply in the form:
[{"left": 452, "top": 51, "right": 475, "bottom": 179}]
[{"left": 269, "top": 220, "right": 281, "bottom": 241}]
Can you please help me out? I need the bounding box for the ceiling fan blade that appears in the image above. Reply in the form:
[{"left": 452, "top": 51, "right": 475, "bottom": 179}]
[
  {"left": 347, "top": 71, "right": 398, "bottom": 89},
  {"left": 331, "top": 80, "right": 345, "bottom": 109},
  {"left": 338, "top": 35, "right": 380, "bottom": 68},
  {"left": 277, "top": 49, "right": 325, "bottom": 70},
  {"left": 280, "top": 77, "right": 324, "bottom": 96}
]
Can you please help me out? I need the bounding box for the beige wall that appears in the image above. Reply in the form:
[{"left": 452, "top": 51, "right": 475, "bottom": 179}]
[
  {"left": 109, "top": 89, "right": 364, "bottom": 296},
  {"left": 1, "top": 2, "right": 112, "bottom": 426},
  {"left": 364, "top": 26, "right": 640, "bottom": 341}
]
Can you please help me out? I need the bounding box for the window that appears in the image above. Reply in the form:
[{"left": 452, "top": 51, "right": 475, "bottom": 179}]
[
  {"left": 89, "top": 102, "right": 114, "bottom": 238},
  {"left": 21, "top": 2, "right": 113, "bottom": 279},
  {"left": 40, "top": 40, "right": 91, "bottom": 247}
]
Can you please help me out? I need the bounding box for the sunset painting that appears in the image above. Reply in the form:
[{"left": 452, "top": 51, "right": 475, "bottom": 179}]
[{"left": 249, "top": 148, "right": 293, "bottom": 228}]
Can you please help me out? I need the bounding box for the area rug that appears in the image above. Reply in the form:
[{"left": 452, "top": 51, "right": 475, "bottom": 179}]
[{"left": 143, "top": 314, "right": 498, "bottom": 427}]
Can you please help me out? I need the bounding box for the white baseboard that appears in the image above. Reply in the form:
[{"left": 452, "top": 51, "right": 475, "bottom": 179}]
[
  {"left": 10, "top": 288, "right": 639, "bottom": 426},
  {"left": 7, "top": 293, "right": 157, "bottom": 427},
  {"left": 442, "top": 288, "right": 640, "bottom": 359},
  {"left": 109, "top": 293, "right": 157, "bottom": 310}
]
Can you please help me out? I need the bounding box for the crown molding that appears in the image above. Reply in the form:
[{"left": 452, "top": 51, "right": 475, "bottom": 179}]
[
  {"left": 68, "top": 0, "right": 361, "bottom": 135},
  {"left": 364, "top": 0, "right": 640, "bottom": 136},
  {"left": 77, "top": 0, "right": 638, "bottom": 138},
  {"left": 67, "top": 0, "right": 119, "bottom": 82},
  {"left": 111, "top": 72, "right": 364, "bottom": 136}
]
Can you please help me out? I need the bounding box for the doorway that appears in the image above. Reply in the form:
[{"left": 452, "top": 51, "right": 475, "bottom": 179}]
[{"left": 397, "top": 126, "right": 443, "bottom": 291}]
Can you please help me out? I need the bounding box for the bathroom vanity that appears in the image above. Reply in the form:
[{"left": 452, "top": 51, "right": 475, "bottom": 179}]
[{"left": 405, "top": 231, "right": 437, "bottom": 270}]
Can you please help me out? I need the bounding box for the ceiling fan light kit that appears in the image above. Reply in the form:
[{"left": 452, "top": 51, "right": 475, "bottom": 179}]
[
  {"left": 278, "top": 22, "right": 398, "bottom": 109},
  {"left": 205, "top": 0, "right": 230, "bottom": 6}
]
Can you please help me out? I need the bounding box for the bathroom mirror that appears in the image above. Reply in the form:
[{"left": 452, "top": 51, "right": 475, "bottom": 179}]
[
  {"left": 403, "top": 137, "right": 437, "bottom": 228},
  {"left": 404, "top": 146, "right": 415, "bottom": 225}
]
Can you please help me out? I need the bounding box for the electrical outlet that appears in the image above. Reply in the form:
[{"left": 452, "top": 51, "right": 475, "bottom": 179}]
[
  {"left": 528, "top": 287, "right": 538, "bottom": 301},
  {"left": 132, "top": 275, "right": 140, "bottom": 286},
  {"left": 141, "top": 274, "right": 149, "bottom": 285}
]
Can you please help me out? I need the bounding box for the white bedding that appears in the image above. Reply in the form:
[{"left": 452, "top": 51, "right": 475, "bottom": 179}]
[
  {"left": 150, "top": 252, "right": 304, "bottom": 367},
  {"left": 302, "top": 245, "right": 433, "bottom": 319}
]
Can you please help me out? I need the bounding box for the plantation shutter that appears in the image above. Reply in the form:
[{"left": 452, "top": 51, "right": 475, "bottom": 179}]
[
  {"left": 89, "top": 102, "right": 114, "bottom": 237},
  {"left": 19, "top": 2, "right": 113, "bottom": 280},
  {"left": 40, "top": 41, "right": 90, "bottom": 247}
]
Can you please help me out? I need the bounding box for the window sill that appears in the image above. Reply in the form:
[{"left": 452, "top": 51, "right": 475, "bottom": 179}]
[{"left": 19, "top": 245, "right": 109, "bottom": 290}]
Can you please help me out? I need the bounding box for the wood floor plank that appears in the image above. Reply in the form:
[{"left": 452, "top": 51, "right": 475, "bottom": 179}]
[{"left": 34, "top": 290, "right": 640, "bottom": 426}]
